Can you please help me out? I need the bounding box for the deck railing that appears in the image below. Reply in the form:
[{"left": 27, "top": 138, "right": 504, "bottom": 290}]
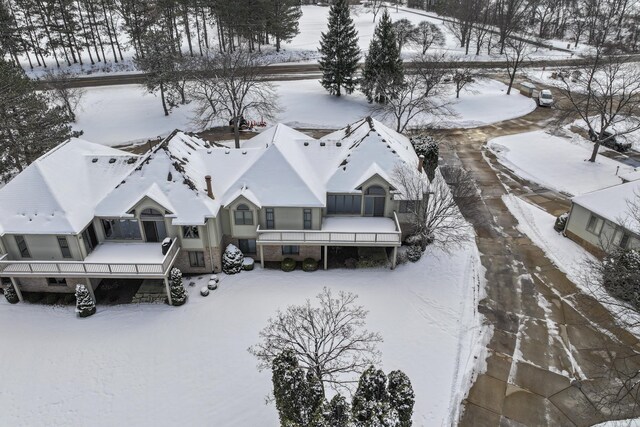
[
  {"left": 0, "top": 238, "right": 180, "bottom": 278},
  {"left": 256, "top": 214, "right": 402, "bottom": 246}
]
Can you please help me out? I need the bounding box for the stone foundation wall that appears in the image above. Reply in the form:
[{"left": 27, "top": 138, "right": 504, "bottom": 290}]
[
  {"left": 13, "top": 277, "right": 89, "bottom": 293},
  {"left": 565, "top": 230, "right": 605, "bottom": 258},
  {"left": 173, "top": 247, "right": 220, "bottom": 275},
  {"left": 260, "top": 245, "right": 321, "bottom": 262}
]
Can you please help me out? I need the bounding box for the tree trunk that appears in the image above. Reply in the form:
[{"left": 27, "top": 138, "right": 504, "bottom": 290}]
[
  {"left": 234, "top": 119, "right": 241, "bottom": 149},
  {"left": 589, "top": 142, "right": 600, "bottom": 162},
  {"left": 160, "top": 82, "right": 169, "bottom": 116}
]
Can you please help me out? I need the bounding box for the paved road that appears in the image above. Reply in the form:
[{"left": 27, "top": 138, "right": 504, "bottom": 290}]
[{"left": 431, "top": 103, "right": 640, "bottom": 425}]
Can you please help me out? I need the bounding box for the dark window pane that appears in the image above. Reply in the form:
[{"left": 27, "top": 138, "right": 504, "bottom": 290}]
[
  {"left": 15, "top": 235, "right": 30, "bottom": 258},
  {"left": 57, "top": 236, "right": 72, "bottom": 258}
]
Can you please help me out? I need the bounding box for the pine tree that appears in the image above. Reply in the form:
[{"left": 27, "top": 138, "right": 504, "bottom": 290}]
[
  {"left": 352, "top": 366, "right": 395, "bottom": 426},
  {"left": 169, "top": 267, "right": 187, "bottom": 306},
  {"left": 318, "top": 0, "right": 361, "bottom": 97},
  {"left": 75, "top": 284, "right": 96, "bottom": 317},
  {"left": 3, "top": 283, "right": 19, "bottom": 304},
  {"left": 360, "top": 10, "right": 404, "bottom": 104},
  {"left": 272, "top": 349, "right": 325, "bottom": 426},
  {"left": 388, "top": 370, "right": 415, "bottom": 427},
  {"left": 222, "top": 244, "right": 244, "bottom": 274},
  {"left": 0, "top": 59, "right": 79, "bottom": 183},
  {"left": 323, "top": 394, "right": 351, "bottom": 427},
  {"left": 266, "top": 0, "right": 303, "bottom": 52}
]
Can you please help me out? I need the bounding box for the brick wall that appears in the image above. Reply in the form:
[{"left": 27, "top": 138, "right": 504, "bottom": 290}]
[
  {"left": 14, "top": 277, "right": 86, "bottom": 293},
  {"left": 173, "top": 247, "right": 221, "bottom": 275},
  {"left": 565, "top": 230, "right": 605, "bottom": 258}
]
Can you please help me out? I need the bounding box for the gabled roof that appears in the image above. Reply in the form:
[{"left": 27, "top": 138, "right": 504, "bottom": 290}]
[
  {"left": 0, "top": 139, "right": 138, "bottom": 235},
  {"left": 572, "top": 180, "right": 640, "bottom": 233}
]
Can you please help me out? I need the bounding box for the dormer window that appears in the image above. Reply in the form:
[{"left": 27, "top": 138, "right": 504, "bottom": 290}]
[{"left": 234, "top": 204, "right": 254, "bottom": 225}]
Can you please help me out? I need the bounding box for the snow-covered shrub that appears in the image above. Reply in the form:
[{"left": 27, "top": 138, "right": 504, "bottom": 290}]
[
  {"left": 602, "top": 249, "right": 640, "bottom": 310},
  {"left": 210, "top": 274, "right": 219, "bottom": 283},
  {"left": 344, "top": 258, "right": 357, "bottom": 269},
  {"left": 169, "top": 268, "right": 187, "bottom": 306},
  {"left": 207, "top": 280, "right": 218, "bottom": 290},
  {"left": 395, "top": 246, "right": 409, "bottom": 265},
  {"left": 243, "top": 257, "right": 255, "bottom": 271},
  {"left": 554, "top": 212, "right": 569, "bottom": 232},
  {"left": 406, "top": 246, "right": 423, "bottom": 263},
  {"left": 410, "top": 135, "right": 439, "bottom": 180},
  {"left": 200, "top": 286, "right": 210, "bottom": 297},
  {"left": 302, "top": 258, "right": 318, "bottom": 272},
  {"left": 281, "top": 258, "right": 296, "bottom": 272},
  {"left": 3, "top": 285, "right": 19, "bottom": 304},
  {"left": 75, "top": 284, "right": 95, "bottom": 318},
  {"left": 405, "top": 232, "right": 433, "bottom": 251},
  {"left": 222, "top": 244, "right": 244, "bottom": 274}
]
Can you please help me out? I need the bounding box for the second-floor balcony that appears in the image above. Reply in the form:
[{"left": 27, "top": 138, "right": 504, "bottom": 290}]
[
  {"left": 256, "top": 214, "right": 402, "bottom": 247},
  {"left": 0, "top": 238, "right": 180, "bottom": 279}
]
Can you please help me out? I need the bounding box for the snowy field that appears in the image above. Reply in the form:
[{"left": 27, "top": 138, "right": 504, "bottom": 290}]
[
  {"left": 75, "top": 79, "right": 535, "bottom": 146},
  {"left": 488, "top": 131, "right": 634, "bottom": 197},
  {"left": 0, "top": 243, "right": 486, "bottom": 426}
]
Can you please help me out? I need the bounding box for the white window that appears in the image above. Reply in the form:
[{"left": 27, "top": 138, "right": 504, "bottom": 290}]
[
  {"left": 234, "top": 204, "right": 253, "bottom": 225},
  {"left": 586, "top": 215, "right": 604, "bottom": 235},
  {"left": 57, "top": 236, "right": 72, "bottom": 258},
  {"left": 188, "top": 251, "right": 206, "bottom": 268}
]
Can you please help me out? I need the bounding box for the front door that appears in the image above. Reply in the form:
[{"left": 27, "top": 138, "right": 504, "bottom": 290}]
[
  {"left": 143, "top": 220, "right": 167, "bottom": 242},
  {"left": 364, "top": 197, "right": 385, "bottom": 217}
]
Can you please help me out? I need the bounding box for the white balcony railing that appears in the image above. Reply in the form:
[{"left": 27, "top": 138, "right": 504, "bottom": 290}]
[
  {"left": 0, "top": 238, "right": 181, "bottom": 278},
  {"left": 256, "top": 214, "right": 402, "bottom": 247}
]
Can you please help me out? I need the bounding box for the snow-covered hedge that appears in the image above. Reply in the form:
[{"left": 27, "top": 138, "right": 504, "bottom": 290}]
[
  {"left": 281, "top": 258, "right": 296, "bottom": 272},
  {"left": 302, "top": 258, "right": 318, "bottom": 272},
  {"left": 169, "top": 268, "right": 187, "bottom": 306},
  {"left": 75, "top": 284, "right": 95, "bottom": 318},
  {"left": 223, "top": 244, "right": 244, "bottom": 274},
  {"left": 406, "top": 246, "right": 423, "bottom": 263}
]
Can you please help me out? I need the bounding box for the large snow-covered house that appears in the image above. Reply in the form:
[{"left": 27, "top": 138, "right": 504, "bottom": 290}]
[{"left": 0, "top": 118, "right": 423, "bottom": 300}]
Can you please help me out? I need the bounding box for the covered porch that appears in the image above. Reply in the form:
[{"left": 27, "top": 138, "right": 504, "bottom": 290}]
[{"left": 256, "top": 214, "right": 402, "bottom": 270}]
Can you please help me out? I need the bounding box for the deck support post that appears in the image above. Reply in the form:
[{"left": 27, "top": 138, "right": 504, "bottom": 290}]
[
  {"left": 391, "top": 246, "right": 397, "bottom": 270},
  {"left": 260, "top": 245, "right": 265, "bottom": 269},
  {"left": 85, "top": 278, "right": 96, "bottom": 302},
  {"left": 164, "top": 276, "right": 173, "bottom": 306},
  {"left": 324, "top": 246, "right": 328, "bottom": 271},
  {"left": 9, "top": 277, "right": 23, "bottom": 302}
]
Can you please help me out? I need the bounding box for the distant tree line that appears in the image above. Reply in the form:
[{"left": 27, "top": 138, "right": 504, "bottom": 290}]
[
  {"left": 412, "top": 0, "right": 640, "bottom": 54},
  {"left": 0, "top": 0, "right": 303, "bottom": 69}
]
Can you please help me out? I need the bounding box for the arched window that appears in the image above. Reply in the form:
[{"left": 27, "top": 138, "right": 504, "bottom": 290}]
[
  {"left": 234, "top": 204, "right": 254, "bottom": 225},
  {"left": 364, "top": 185, "right": 386, "bottom": 217},
  {"left": 365, "top": 185, "right": 385, "bottom": 195}
]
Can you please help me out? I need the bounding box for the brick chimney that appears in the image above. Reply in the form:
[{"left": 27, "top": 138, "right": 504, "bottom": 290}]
[
  {"left": 418, "top": 155, "right": 425, "bottom": 172},
  {"left": 205, "top": 175, "right": 214, "bottom": 199}
]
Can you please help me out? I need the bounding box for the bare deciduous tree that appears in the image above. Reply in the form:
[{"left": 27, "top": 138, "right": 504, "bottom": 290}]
[
  {"left": 451, "top": 61, "right": 483, "bottom": 98},
  {"left": 503, "top": 37, "right": 530, "bottom": 95},
  {"left": 414, "top": 21, "right": 445, "bottom": 54},
  {"left": 365, "top": 0, "right": 384, "bottom": 22},
  {"left": 554, "top": 54, "right": 640, "bottom": 162},
  {"left": 42, "top": 69, "right": 86, "bottom": 122},
  {"left": 372, "top": 55, "right": 452, "bottom": 132},
  {"left": 393, "top": 163, "right": 477, "bottom": 250},
  {"left": 190, "top": 48, "right": 279, "bottom": 148},
  {"left": 248, "top": 287, "right": 383, "bottom": 393}
]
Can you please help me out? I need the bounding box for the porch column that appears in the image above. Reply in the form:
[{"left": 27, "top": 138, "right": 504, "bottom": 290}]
[
  {"left": 164, "top": 276, "right": 173, "bottom": 305},
  {"left": 391, "top": 247, "right": 397, "bottom": 270},
  {"left": 85, "top": 278, "right": 96, "bottom": 302},
  {"left": 324, "top": 246, "right": 328, "bottom": 271},
  {"left": 9, "top": 277, "right": 23, "bottom": 302},
  {"left": 260, "top": 245, "right": 265, "bottom": 269}
]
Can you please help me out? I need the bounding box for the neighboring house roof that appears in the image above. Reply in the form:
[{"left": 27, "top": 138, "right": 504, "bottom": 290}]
[
  {"left": 0, "top": 138, "right": 138, "bottom": 235},
  {"left": 0, "top": 118, "right": 421, "bottom": 234},
  {"left": 572, "top": 180, "right": 640, "bottom": 232},
  {"left": 618, "top": 169, "right": 640, "bottom": 183}
]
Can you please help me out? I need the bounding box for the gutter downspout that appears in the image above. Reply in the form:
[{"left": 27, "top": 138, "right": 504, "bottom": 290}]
[{"left": 206, "top": 219, "right": 215, "bottom": 273}]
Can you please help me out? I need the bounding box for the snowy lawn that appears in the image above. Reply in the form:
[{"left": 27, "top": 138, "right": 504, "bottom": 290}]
[
  {"left": 75, "top": 79, "right": 535, "bottom": 146},
  {"left": 0, "top": 243, "right": 486, "bottom": 426},
  {"left": 488, "top": 131, "right": 634, "bottom": 197}
]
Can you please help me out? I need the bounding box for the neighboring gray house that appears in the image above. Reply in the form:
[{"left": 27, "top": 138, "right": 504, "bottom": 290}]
[
  {"left": 564, "top": 180, "right": 640, "bottom": 255},
  {"left": 0, "top": 118, "right": 424, "bottom": 302}
]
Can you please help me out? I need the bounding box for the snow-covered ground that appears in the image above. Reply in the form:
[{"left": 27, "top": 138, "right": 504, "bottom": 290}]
[
  {"left": 75, "top": 79, "right": 535, "bottom": 146},
  {"left": 0, "top": 243, "right": 487, "bottom": 426},
  {"left": 488, "top": 130, "right": 634, "bottom": 197},
  {"left": 570, "top": 116, "right": 640, "bottom": 151},
  {"left": 502, "top": 194, "right": 594, "bottom": 284}
]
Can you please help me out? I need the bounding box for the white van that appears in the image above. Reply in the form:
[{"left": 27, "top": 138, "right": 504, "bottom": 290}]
[{"left": 538, "top": 89, "right": 554, "bottom": 107}]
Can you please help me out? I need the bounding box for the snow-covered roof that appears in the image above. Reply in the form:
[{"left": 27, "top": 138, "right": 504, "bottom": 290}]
[
  {"left": 572, "top": 180, "right": 640, "bottom": 232},
  {"left": 0, "top": 119, "right": 421, "bottom": 234},
  {"left": 619, "top": 169, "right": 640, "bottom": 183},
  {"left": 0, "top": 139, "right": 138, "bottom": 235}
]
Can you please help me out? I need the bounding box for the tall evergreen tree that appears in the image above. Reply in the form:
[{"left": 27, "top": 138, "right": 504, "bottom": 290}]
[
  {"left": 0, "top": 59, "right": 78, "bottom": 183},
  {"left": 360, "top": 9, "right": 403, "bottom": 104},
  {"left": 352, "top": 366, "right": 395, "bottom": 426},
  {"left": 323, "top": 394, "right": 351, "bottom": 427},
  {"left": 388, "top": 370, "right": 415, "bottom": 427},
  {"left": 318, "top": 0, "right": 361, "bottom": 97},
  {"left": 266, "top": 0, "right": 302, "bottom": 52}
]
